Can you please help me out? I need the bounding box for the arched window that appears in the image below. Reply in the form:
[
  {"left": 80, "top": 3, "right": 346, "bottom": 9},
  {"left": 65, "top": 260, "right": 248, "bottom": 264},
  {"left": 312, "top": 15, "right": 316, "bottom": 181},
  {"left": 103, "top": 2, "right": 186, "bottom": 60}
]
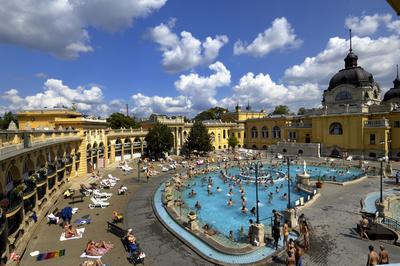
[
  {"left": 329, "top": 122, "right": 343, "bottom": 135},
  {"left": 335, "top": 91, "right": 352, "bottom": 101},
  {"left": 261, "top": 126, "right": 268, "bottom": 138},
  {"left": 252, "top": 145, "right": 257, "bottom": 149},
  {"left": 251, "top": 127, "right": 258, "bottom": 138},
  {"left": 210, "top": 132, "right": 215, "bottom": 142},
  {"left": 298, "top": 149, "right": 303, "bottom": 155},
  {"left": 331, "top": 149, "right": 340, "bottom": 157},
  {"left": 272, "top": 126, "right": 281, "bottom": 139}
]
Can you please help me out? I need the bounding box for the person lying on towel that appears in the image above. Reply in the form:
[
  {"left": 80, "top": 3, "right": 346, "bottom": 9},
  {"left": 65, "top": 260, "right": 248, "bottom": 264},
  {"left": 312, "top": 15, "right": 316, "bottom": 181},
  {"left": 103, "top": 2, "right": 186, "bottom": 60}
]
[
  {"left": 64, "top": 224, "right": 81, "bottom": 238},
  {"left": 85, "top": 240, "right": 114, "bottom": 256}
]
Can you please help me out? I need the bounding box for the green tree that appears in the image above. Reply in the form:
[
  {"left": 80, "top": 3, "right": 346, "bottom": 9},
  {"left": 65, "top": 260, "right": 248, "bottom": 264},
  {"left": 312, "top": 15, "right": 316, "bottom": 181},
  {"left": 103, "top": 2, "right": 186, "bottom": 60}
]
[
  {"left": 182, "top": 120, "right": 212, "bottom": 155},
  {"left": 106, "top": 112, "right": 138, "bottom": 129},
  {"left": 297, "top": 107, "right": 306, "bottom": 115},
  {"left": 0, "top": 112, "right": 18, "bottom": 129},
  {"left": 228, "top": 135, "right": 239, "bottom": 150},
  {"left": 271, "top": 105, "right": 290, "bottom": 115},
  {"left": 145, "top": 123, "right": 174, "bottom": 160},
  {"left": 194, "top": 107, "right": 228, "bottom": 121}
]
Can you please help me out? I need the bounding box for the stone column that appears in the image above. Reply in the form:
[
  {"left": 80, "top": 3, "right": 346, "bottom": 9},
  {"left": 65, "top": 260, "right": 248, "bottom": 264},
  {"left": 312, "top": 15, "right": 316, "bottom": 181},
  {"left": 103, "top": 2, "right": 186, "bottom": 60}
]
[
  {"left": 250, "top": 223, "right": 265, "bottom": 246},
  {"left": 187, "top": 212, "right": 199, "bottom": 231},
  {"left": 284, "top": 208, "right": 298, "bottom": 228},
  {"left": 109, "top": 142, "right": 116, "bottom": 164}
]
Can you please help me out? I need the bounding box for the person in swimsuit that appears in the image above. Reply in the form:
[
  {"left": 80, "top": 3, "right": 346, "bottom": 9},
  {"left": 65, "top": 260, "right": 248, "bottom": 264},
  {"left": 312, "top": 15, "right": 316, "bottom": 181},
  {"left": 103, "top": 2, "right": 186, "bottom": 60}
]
[
  {"left": 366, "top": 245, "right": 379, "bottom": 266},
  {"left": 378, "top": 245, "right": 389, "bottom": 264}
]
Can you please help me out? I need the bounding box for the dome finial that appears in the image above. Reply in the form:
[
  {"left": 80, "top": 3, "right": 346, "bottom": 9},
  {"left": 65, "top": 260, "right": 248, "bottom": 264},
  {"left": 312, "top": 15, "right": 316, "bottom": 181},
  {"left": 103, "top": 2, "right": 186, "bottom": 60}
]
[{"left": 349, "top": 28, "right": 352, "bottom": 52}]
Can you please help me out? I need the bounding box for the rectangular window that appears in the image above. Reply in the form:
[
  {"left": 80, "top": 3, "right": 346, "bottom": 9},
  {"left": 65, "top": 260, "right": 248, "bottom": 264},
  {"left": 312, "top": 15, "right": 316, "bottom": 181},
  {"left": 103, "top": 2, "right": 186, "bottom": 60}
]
[
  {"left": 370, "top": 134, "right": 376, "bottom": 145},
  {"left": 289, "top": 132, "right": 296, "bottom": 140},
  {"left": 238, "top": 132, "right": 241, "bottom": 138},
  {"left": 395, "top": 121, "right": 400, "bottom": 128}
]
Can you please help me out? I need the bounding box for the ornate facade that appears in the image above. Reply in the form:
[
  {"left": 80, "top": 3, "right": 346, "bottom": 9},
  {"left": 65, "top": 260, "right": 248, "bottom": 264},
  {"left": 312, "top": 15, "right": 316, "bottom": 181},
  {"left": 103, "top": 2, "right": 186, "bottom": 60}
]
[{"left": 243, "top": 45, "right": 400, "bottom": 160}]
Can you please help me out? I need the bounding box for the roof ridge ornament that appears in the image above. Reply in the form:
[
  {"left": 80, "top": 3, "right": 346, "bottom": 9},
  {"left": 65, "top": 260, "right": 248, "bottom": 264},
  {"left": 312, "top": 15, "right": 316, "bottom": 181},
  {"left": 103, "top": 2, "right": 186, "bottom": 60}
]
[{"left": 349, "top": 28, "right": 352, "bottom": 53}]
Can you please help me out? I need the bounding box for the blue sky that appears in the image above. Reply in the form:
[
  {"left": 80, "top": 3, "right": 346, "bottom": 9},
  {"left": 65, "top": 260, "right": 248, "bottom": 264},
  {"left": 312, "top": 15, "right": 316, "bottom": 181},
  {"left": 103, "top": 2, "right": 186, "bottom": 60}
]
[{"left": 0, "top": 0, "right": 399, "bottom": 117}]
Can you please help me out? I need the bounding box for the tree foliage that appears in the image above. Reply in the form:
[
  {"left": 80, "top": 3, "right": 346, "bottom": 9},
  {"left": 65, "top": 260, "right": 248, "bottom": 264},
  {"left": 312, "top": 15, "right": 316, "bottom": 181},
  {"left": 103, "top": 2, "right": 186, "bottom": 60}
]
[
  {"left": 271, "top": 105, "right": 290, "bottom": 115},
  {"left": 106, "top": 112, "right": 138, "bottom": 129},
  {"left": 194, "top": 107, "right": 228, "bottom": 121},
  {"left": 228, "top": 135, "right": 239, "bottom": 150},
  {"left": 182, "top": 120, "right": 212, "bottom": 155},
  {"left": 297, "top": 107, "right": 306, "bottom": 115},
  {"left": 145, "top": 123, "right": 174, "bottom": 160},
  {"left": 0, "top": 112, "right": 18, "bottom": 129}
]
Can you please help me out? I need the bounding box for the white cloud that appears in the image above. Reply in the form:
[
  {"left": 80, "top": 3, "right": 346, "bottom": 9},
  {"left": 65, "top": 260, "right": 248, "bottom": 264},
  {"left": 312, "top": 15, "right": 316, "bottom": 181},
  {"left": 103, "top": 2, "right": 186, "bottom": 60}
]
[
  {"left": 35, "top": 72, "right": 48, "bottom": 79},
  {"left": 283, "top": 35, "right": 400, "bottom": 90},
  {"left": 149, "top": 19, "right": 228, "bottom": 72},
  {"left": 345, "top": 14, "right": 392, "bottom": 36},
  {"left": 131, "top": 93, "right": 191, "bottom": 117},
  {"left": 132, "top": 61, "right": 231, "bottom": 116},
  {"left": 175, "top": 61, "right": 231, "bottom": 109},
  {"left": 0, "top": 0, "right": 166, "bottom": 58},
  {"left": 0, "top": 78, "right": 123, "bottom": 117},
  {"left": 233, "top": 17, "right": 302, "bottom": 57},
  {"left": 219, "top": 73, "right": 321, "bottom": 113}
]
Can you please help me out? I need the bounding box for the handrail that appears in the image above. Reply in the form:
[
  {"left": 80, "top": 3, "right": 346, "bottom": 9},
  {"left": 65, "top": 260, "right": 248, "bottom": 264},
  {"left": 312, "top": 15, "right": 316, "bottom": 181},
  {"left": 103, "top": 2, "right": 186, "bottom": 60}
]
[{"left": 381, "top": 216, "right": 400, "bottom": 233}]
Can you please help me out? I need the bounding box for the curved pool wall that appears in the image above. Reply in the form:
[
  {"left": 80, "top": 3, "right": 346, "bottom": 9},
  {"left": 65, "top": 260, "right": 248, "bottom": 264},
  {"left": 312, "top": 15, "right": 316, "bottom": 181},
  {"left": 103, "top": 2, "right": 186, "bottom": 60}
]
[
  {"left": 153, "top": 183, "right": 297, "bottom": 265},
  {"left": 364, "top": 189, "right": 400, "bottom": 214}
]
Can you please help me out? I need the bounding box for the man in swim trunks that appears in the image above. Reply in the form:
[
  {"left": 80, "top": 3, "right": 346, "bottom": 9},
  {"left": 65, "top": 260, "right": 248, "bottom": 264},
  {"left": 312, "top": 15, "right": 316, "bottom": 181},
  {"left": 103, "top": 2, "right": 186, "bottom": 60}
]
[{"left": 366, "top": 245, "right": 379, "bottom": 266}]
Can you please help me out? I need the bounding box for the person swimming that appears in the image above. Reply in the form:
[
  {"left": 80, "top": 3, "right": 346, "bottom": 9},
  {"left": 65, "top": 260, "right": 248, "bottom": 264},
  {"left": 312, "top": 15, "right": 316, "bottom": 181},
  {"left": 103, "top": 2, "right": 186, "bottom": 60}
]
[{"left": 227, "top": 198, "right": 233, "bottom": 206}]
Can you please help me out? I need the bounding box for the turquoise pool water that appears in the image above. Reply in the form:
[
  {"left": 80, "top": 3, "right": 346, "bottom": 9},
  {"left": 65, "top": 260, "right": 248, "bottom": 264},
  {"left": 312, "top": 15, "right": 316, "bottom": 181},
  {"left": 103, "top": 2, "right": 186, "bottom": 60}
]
[
  {"left": 155, "top": 184, "right": 281, "bottom": 264},
  {"left": 267, "top": 164, "right": 364, "bottom": 182},
  {"left": 182, "top": 167, "right": 307, "bottom": 240}
]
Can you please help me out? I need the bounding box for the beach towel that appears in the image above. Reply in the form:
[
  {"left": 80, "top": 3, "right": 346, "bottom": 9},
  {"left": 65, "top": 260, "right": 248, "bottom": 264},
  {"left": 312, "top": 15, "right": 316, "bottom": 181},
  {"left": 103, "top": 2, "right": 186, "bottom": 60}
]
[
  {"left": 36, "top": 249, "right": 65, "bottom": 261},
  {"left": 75, "top": 218, "right": 91, "bottom": 225},
  {"left": 80, "top": 253, "right": 102, "bottom": 259},
  {"left": 60, "top": 228, "right": 85, "bottom": 241}
]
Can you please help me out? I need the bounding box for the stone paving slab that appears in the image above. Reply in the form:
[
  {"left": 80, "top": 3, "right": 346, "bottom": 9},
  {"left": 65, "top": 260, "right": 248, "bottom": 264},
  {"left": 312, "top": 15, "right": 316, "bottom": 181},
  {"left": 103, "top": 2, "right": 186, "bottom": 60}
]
[{"left": 300, "top": 177, "right": 400, "bottom": 266}]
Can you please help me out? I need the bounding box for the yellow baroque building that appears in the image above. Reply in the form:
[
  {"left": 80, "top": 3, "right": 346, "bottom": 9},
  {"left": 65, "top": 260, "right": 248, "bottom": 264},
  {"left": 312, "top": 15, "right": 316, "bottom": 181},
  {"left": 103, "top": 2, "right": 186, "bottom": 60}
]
[
  {"left": 244, "top": 47, "right": 400, "bottom": 160},
  {"left": 141, "top": 114, "right": 245, "bottom": 152},
  {"left": 0, "top": 109, "right": 147, "bottom": 258}
]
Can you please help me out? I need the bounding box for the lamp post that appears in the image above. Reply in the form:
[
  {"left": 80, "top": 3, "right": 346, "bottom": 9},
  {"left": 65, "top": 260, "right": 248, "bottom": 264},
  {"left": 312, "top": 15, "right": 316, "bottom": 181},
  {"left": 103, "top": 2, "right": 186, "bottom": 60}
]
[
  {"left": 255, "top": 164, "right": 260, "bottom": 224},
  {"left": 286, "top": 156, "right": 291, "bottom": 209},
  {"left": 380, "top": 140, "right": 385, "bottom": 203},
  {"left": 250, "top": 161, "right": 262, "bottom": 224},
  {"left": 137, "top": 159, "right": 141, "bottom": 181}
]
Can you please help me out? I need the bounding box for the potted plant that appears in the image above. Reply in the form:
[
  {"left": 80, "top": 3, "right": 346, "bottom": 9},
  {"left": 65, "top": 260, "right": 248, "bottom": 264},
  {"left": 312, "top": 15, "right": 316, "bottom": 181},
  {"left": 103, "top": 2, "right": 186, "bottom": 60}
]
[{"left": 316, "top": 177, "right": 323, "bottom": 188}]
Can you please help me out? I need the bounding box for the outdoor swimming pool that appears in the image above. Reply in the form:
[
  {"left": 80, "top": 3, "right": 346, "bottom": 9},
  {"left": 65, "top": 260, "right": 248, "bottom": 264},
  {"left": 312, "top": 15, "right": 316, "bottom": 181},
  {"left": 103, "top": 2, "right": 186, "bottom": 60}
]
[
  {"left": 182, "top": 167, "right": 307, "bottom": 240},
  {"left": 269, "top": 164, "right": 364, "bottom": 182}
]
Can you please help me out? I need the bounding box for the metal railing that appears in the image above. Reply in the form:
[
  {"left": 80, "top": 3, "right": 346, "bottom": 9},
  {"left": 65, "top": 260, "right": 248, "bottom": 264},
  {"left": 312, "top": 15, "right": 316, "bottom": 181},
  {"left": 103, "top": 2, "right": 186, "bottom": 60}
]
[
  {"left": 364, "top": 119, "right": 390, "bottom": 128},
  {"left": 381, "top": 216, "right": 400, "bottom": 233},
  {"left": 5, "top": 194, "right": 23, "bottom": 214}
]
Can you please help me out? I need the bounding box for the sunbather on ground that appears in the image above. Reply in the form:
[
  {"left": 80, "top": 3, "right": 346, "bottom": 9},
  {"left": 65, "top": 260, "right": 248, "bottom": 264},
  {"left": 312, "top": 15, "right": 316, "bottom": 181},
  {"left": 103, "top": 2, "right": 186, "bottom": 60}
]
[
  {"left": 85, "top": 240, "right": 114, "bottom": 256},
  {"left": 64, "top": 224, "right": 80, "bottom": 238}
]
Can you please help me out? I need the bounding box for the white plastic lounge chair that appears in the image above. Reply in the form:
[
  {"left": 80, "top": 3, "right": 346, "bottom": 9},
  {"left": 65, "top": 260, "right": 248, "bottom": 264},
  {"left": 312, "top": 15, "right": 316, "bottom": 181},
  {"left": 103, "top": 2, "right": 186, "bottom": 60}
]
[
  {"left": 89, "top": 198, "right": 110, "bottom": 209},
  {"left": 108, "top": 174, "right": 120, "bottom": 181},
  {"left": 162, "top": 167, "right": 169, "bottom": 172},
  {"left": 118, "top": 186, "right": 128, "bottom": 195},
  {"left": 93, "top": 191, "right": 112, "bottom": 199}
]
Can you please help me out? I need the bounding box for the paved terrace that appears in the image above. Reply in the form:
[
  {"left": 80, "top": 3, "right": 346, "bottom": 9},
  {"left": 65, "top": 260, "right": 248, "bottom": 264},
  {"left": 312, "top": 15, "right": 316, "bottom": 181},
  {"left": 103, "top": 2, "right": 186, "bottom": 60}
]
[
  {"left": 19, "top": 156, "right": 400, "bottom": 266},
  {"left": 19, "top": 161, "right": 211, "bottom": 266}
]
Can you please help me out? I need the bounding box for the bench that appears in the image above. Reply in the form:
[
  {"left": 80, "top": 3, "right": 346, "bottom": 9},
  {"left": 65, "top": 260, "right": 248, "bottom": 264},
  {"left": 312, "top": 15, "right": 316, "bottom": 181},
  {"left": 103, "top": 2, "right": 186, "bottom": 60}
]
[
  {"left": 107, "top": 221, "right": 127, "bottom": 238},
  {"left": 69, "top": 194, "right": 85, "bottom": 204}
]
